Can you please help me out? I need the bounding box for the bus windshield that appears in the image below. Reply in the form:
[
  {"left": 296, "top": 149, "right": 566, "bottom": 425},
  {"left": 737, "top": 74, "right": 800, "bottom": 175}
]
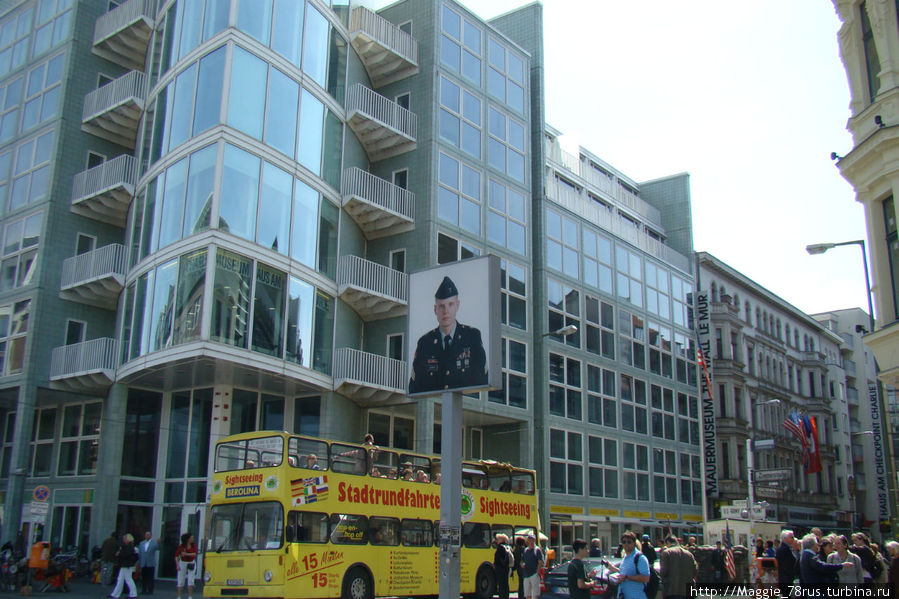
[
  {"left": 210, "top": 501, "right": 284, "bottom": 552},
  {"left": 215, "top": 436, "right": 284, "bottom": 471}
]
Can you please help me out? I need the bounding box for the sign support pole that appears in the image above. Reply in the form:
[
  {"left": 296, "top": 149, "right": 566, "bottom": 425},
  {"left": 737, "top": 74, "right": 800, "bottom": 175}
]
[{"left": 439, "top": 391, "right": 462, "bottom": 599}]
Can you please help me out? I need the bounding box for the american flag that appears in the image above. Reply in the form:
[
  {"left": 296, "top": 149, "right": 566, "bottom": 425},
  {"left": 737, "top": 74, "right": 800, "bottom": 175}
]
[
  {"left": 723, "top": 524, "right": 736, "bottom": 581},
  {"left": 783, "top": 410, "right": 814, "bottom": 472}
]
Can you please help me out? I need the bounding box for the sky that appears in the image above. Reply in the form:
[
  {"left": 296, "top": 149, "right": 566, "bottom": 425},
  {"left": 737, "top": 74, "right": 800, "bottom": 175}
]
[{"left": 449, "top": 0, "right": 868, "bottom": 319}]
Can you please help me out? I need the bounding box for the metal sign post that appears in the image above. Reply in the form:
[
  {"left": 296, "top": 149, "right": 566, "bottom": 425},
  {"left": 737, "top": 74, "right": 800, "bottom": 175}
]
[{"left": 438, "top": 391, "right": 462, "bottom": 599}]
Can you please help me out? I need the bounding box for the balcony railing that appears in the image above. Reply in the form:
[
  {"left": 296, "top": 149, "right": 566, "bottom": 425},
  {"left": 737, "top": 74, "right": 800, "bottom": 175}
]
[
  {"left": 49, "top": 338, "right": 118, "bottom": 395},
  {"left": 71, "top": 154, "right": 136, "bottom": 226},
  {"left": 340, "top": 167, "right": 414, "bottom": 238},
  {"left": 82, "top": 71, "right": 146, "bottom": 148},
  {"left": 60, "top": 244, "right": 128, "bottom": 309},
  {"left": 349, "top": 6, "right": 418, "bottom": 87},
  {"left": 93, "top": 0, "right": 155, "bottom": 71},
  {"left": 333, "top": 347, "right": 406, "bottom": 404},
  {"left": 337, "top": 255, "right": 408, "bottom": 320},
  {"left": 346, "top": 83, "right": 417, "bottom": 161}
]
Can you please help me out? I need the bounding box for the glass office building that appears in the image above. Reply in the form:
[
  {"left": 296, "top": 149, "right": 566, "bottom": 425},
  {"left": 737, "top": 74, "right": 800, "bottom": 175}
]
[{"left": 0, "top": 0, "right": 700, "bottom": 564}]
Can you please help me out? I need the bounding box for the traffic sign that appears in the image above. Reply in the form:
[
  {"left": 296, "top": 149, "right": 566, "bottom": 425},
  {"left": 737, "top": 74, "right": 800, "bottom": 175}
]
[
  {"left": 32, "top": 485, "right": 49, "bottom": 501},
  {"left": 753, "top": 439, "right": 775, "bottom": 450},
  {"left": 29, "top": 501, "right": 49, "bottom": 515},
  {"left": 754, "top": 486, "right": 784, "bottom": 500},
  {"left": 753, "top": 468, "right": 792, "bottom": 483}
]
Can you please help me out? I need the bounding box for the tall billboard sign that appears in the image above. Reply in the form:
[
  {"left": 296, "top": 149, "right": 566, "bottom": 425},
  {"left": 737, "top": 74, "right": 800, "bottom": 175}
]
[
  {"left": 407, "top": 255, "right": 501, "bottom": 397},
  {"left": 695, "top": 290, "right": 718, "bottom": 513}
]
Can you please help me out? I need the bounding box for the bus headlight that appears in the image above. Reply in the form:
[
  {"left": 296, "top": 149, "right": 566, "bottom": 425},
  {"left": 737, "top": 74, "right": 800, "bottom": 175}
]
[
  {"left": 263, "top": 570, "right": 273, "bottom": 582},
  {"left": 204, "top": 571, "right": 211, "bottom": 583}
]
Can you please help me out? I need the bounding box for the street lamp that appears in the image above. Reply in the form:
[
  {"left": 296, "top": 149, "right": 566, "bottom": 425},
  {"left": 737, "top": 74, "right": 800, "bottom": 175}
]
[
  {"left": 543, "top": 324, "right": 578, "bottom": 337},
  {"left": 805, "top": 240, "right": 874, "bottom": 331}
]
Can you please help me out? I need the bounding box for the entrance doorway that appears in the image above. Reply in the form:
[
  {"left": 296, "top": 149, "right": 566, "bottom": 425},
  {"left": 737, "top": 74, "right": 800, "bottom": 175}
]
[{"left": 160, "top": 505, "right": 205, "bottom": 579}]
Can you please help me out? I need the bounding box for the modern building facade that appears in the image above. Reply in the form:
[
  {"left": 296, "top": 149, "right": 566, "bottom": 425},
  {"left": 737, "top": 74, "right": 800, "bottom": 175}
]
[
  {"left": 0, "top": 0, "right": 702, "bottom": 569},
  {"left": 831, "top": 0, "right": 899, "bottom": 533},
  {"left": 698, "top": 253, "right": 853, "bottom": 533},
  {"left": 813, "top": 308, "right": 889, "bottom": 539}
]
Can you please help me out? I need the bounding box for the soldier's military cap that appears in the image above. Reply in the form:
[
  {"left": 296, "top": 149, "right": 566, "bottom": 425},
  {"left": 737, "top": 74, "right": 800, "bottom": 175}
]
[{"left": 434, "top": 276, "right": 458, "bottom": 299}]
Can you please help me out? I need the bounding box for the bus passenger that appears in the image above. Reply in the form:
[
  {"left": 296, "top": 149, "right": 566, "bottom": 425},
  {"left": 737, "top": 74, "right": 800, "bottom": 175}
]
[
  {"left": 402, "top": 468, "right": 414, "bottom": 481},
  {"left": 305, "top": 454, "right": 321, "bottom": 470},
  {"left": 479, "top": 477, "right": 490, "bottom": 490},
  {"left": 415, "top": 470, "right": 430, "bottom": 483},
  {"left": 370, "top": 467, "right": 382, "bottom": 478},
  {"left": 287, "top": 456, "right": 297, "bottom": 467},
  {"left": 499, "top": 480, "right": 512, "bottom": 492},
  {"left": 433, "top": 473, "right": 442, "bottom": 484}
]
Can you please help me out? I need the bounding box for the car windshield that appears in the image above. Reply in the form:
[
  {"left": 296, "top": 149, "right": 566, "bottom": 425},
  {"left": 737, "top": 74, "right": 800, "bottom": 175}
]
[{"left": 209, "top": 501, "right": 284, "bottom": 552}]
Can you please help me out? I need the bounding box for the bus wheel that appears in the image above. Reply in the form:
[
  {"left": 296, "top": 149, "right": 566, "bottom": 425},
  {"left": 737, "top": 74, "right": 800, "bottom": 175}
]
[
  {"left": 473, "top": 565, "right": 495, "bottom": 599},
  {"left": 342, "top": 567, "right": 373, "bottom": 599}
]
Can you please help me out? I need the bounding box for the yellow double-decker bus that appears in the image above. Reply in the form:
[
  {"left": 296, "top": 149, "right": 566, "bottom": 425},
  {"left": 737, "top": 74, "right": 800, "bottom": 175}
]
[{"left": 203, "top": 431, "right": 540, "bottom": 599}]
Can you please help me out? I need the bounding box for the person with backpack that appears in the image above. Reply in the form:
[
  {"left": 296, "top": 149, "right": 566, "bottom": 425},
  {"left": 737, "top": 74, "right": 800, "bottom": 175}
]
[
  {"left": 568, "top": 540, "right": 596, "bottom": 599},
  {"left": 605, "top": 531, "right": 650, "bottom": 599},
  {"left": 493, "top": 534, "right": 513, "bottom": 599}
]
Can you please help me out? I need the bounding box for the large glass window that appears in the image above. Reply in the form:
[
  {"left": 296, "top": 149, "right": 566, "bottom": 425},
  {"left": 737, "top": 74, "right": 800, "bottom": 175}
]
[
  {"left": 287, "top": 276, "right": 314, "bottom": 367},
  {"left": 265, "top": 67, "right": 300, "bottom": 158},
  {"left": 181, "top": 144, "right": 215, "bottom": 237},
  {"left": 212, "top": 249, "right": 253, "bottom": 348},
  {"left": 621, "top": 442, "right": 649, "bottom": 501},
  {"left": 0, "top": 7, "right": 31, "bottom": 80},
  {"left": 439, "top": 76, "right": 481, "bottom": 158},
  {"left": 0, "top": 76, "right": 22, "bottom": 146},
  {"left": 173, "top": 250, "right": 206, "bottom": 344},
  {"left": 884, "top": 196, "right": 899, "bottom": 321},
  {"left": 9, "top": 129, "right": 54, "bottom": 211},
  {"left": 861, "top": 2, "right": 881, "bottom": 102},
  {"left": 0, "top": 298, "right": 29, "bottom": 375},
  {"left": 148, "top": 259, "right": 177, "bottom": 352},
  {"left": 487, "top": 179, "right": 526, "bottom": 255},
  {"left": 500, "top": 259, "right": 526, "bottom": 330},
  {"left": 582, "top": 227, "right": 613, "bottom": 294},
  {"left": 438, "top": 152, "right": 480, "bottom": 233},
  {"left": 32, "top": 0, "right": 73, "bottom": 58},
  {"left": 546, "top": 208, "right": 578, "bottom": 279},
  {"left": 441, "top": 5, "right": 482, "bottom": 85},
  {"left": 219, "top": 144, "right": 260, "bottom": 241},
  {"left": 21, "top": 51, "right": 63, "bottom": 132},
  {"left": 548, "top": 353, "right": 581, "bottom": 420},
  {"left": 547, "top": 279, "right": 580, "bottom": 347},
  {"left": 487, "top": 337, "right": 527, "bottom": 408},
  {"left": 57, "top": 403, "right": 100, "bottom": 477},
  {"left": 313, "top": 290, "right": 333, "bottom": 374},
  {"left": 1, "top": 211, "right": 40, "bottom": 292},
  {"left": 486, "top": 37, "right": 525, "bottom": 114},
  {"left": 549, "top": 428, "right": 582, "bottom": 495},
  {"left": 486, "top": 106, "right": 525, "bottom": 182},
  {"left": 588, "top": 436, "right": 618, "bottom": 498},
  {"left": 252, "top": 263, "right": 286, "bottom": 356},
  {"left": 584, "top": 295, "right": 614, "bottom": 359},
  {"left": 587, "top": 365, "right": 616, "bottom": 429},
  {"left": 615, "top": 245, "right": 643, "bottom": 308},
  {"left": 258, "top": 163, "right": 292, "bottom": 256},
  {"left": 228, "top": 47, "right": 267, "bottom": 139}
]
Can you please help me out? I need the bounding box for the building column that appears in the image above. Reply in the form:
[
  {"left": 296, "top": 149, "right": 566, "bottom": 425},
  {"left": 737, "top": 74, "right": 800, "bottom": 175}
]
[
  {"left": 89, "top": 383, "right": 127, "bottom": 547},
  {"left": 3, "top": 384, "right": 37, "bottom": 544},
  {"left": 415, "top": 397, "right": 434, "bottom": 455}
]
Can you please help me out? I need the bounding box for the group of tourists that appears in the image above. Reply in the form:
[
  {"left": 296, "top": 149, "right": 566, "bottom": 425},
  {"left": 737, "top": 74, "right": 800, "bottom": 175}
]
[{"left": 99, "top": 531, "right": 198, "bottom": 599}]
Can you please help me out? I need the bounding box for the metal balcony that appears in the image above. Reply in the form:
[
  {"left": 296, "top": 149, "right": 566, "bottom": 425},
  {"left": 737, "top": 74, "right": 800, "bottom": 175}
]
[
  {"left": 92, "top": 0, "right": 155, "bottom": 71},
  {"left": 71, "top": 155, "right": 136, "bottom": 227},
  {"left": 50, "top": 338, "right": 118, "bottom": 395},
  {"left": 341, "top": 167, "right": 414, "bottom": 239},
  {"left": 337, "top": 255, "right": 407, "bottom": 321},
  {"left": 60, "top": 244, "right": 128, "bottom": 309},
  {"left": 346, "top": 83, "right": 417, "bottom": 161},
  {"left": 82, "top": 71, "right": 146, "bottom": 149},
  {"left": 349, "top": 6, "right": 419, "bottom": 88},
  {"left": 333, "top": 347, "right": 406, "bottom": 405}
]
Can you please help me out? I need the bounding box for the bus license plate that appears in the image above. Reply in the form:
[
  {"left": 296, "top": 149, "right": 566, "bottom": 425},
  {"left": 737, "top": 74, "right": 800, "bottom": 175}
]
[
  {"left": 555, "top": 588, "right": 569, "bottom": 595},
  {"left": 226, "top": 580, "right": 244, "bottom": 586}
]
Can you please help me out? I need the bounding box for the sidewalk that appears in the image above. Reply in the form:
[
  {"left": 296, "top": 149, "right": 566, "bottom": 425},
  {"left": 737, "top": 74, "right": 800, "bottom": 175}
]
[{"left": 0, "top": 579, "right": 190, "bottom": 599}]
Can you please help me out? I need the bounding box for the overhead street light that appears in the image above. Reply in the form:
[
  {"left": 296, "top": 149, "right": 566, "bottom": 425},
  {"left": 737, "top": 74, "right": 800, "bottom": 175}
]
[
  {"left": 544, "top": 324, "right": 578, "bottom": 337},
  {"left": 805, "top": 239, "right": 874, "bottom": 332}
]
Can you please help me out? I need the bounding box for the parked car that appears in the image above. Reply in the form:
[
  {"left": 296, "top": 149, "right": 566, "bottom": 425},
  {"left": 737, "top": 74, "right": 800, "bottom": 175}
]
[{"left": 539, "top": 557, "right": 622, "bottom": 599}]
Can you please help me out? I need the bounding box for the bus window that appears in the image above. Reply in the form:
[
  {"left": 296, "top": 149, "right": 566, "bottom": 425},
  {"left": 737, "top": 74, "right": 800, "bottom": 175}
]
[
  {"left": 462, "top": 466, "right": 486, "bottom": 488},
  {"left": 329, "top": 514, "right": 368, "bottom": 544},
  {"left": 371, "top": 449, "right": 398, "bottom": 479},
  {"left": 462, "top": 522, "right": 491, "bottom": 548},
  {"left": 401, "top": 519, "right": 434, "bottom": 547},
  {"left": 330, "top": 443, "right": 368, "bottom": 475},
  {"left": 431, "top": 459, "right": 441, "bottom": 483},
  {"left": 288, "top": 437, "right": 329, "bottom": 471},
  {"left": 511, "top": 472, "right": 534, "bottom": 494},
  {"left": 489, "top": 472, "right": 511, "bottom": 492},
  {"left": 369, "top": 517, "right": 400, "bottom": 546},
  {"left": 214, "top": 435, "right": 284, "bottom": 471},
  {"left": 288, "top": 511, "right": 328, "bottom": 543},
  {"left": 208, "top": 501, "right": 284, "bottom": 551},
  {"left": 492, "top": 525, "right": 513, "bottom": 543},
  {"left": 398, "top": 454, "right": 431, "bottom": 483}
]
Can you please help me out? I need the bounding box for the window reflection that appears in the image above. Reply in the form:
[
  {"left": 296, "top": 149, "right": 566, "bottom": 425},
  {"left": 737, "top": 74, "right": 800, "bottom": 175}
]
[
  {"left": 212, "top": 249, "right": 252, "bottom": 348},
  {"left": 287, "top": 277, "right": 313, "bottom": 367},
  {"left": 173, "top": 250, "right": 206, "bottom": 344},
  {"left": 219, "top": 145, "right": 260, "bottom": 241},
  {"left": 252, "top": 263, "right": 286, "bottom": 357}
]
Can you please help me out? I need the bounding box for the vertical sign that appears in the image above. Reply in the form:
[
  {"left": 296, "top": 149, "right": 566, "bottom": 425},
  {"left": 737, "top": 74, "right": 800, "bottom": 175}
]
[
  {"left": 695, "top": 291, "right": 718, "bottom": 512},
  {"left": 868, "top": 383, "right": 890, "bottom": 521}
]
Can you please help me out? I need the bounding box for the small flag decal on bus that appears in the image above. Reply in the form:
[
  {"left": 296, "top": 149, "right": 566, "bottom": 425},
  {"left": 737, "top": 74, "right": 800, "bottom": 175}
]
[{"left": 291, "top": 475, "right": 329, "bottom": 505}]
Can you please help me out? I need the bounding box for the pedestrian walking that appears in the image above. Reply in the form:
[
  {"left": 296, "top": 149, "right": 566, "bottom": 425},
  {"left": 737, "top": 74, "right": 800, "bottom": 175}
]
[
  {"left": 138, "top": 532, "right": 160, "bottom": 594},
  {"left": 109, "top": 534, "right": 139, "bottom": 599}
]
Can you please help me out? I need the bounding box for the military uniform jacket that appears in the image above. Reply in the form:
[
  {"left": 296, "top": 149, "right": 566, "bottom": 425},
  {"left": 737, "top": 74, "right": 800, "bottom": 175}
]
[{"left": 409, "top": 322, "right": 487, "bottom": 393}]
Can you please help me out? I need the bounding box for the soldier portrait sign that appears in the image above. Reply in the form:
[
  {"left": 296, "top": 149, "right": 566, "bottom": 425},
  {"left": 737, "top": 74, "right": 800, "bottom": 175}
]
[{"left": 407, "top": 255, "right": 501, "bottom": 396}]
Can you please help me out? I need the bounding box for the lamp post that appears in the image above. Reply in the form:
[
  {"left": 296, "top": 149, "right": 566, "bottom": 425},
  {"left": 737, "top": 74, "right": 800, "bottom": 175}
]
[
  {"left": 805, "top": 240, "right": 874, "bottom": 332},
  {"left": 543, "top": 324, "right": 578, "bottom": 337},
  {"left": 747, "top": 399, "right": 781, "bottom": 548},
  {"left": 807, "top": 239, "right": 895, "bottom": 536}
]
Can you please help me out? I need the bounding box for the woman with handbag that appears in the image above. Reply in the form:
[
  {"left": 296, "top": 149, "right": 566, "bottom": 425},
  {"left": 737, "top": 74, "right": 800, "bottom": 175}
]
[{"left": 175, "top": 533, "right": 198, "bottom": 599}]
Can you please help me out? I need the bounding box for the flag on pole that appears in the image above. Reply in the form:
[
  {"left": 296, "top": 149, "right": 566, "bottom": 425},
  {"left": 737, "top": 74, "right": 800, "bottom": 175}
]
[
  {"left": 804, "top": 415, "right": 823, "bottom": 474},
  {"left": 723, "top": 523, "right": 737, "bottom": 581},
  {"left": 782, "top": 409, "right": 814, "bottom": 472}
]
